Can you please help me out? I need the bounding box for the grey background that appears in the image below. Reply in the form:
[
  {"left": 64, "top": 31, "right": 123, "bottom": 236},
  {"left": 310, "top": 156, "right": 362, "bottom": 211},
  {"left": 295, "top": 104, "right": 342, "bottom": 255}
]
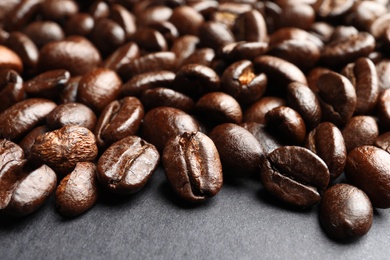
[{"left": 1, "top": 167, "right": 389, "bottom": 260}]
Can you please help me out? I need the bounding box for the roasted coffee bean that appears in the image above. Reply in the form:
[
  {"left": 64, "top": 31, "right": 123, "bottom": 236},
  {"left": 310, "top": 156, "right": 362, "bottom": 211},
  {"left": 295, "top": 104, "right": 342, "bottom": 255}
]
[
  {"left": 199, "top": 21, "right": 235, "bottom": 51},
  {"left": 260, "top": 146, "right": 330, "bottom": 208},
  {"left": 305, "top": 122, "right": 346, "bottom": 180},
  {"left": 233, "top": 10, "right": 267, "bottom": 43},
  {"left": 0, "top": 98, "right": 56, "bottom": 141},
  {"left": 376, "top": 60, "right": 390, "bottom": 93},
  {"left": 59, "top": 76, "right": 80, "bottom": 104},
  {"left": 119, "top": 51, "right": 176, "bottom": 81},
  {"left": 269, "top": 27, "right": 323, "bottom": 49},
  {"left": 135, "top": 5, "right": 172, "bottom": 25},
  {"left": 94, "top": 97, "right": 144, "bottom": 149},
  {"left": 221, "top": 42, "right": 268, "bottom": 63},
  {"left": 148, "top": 21, "right": 179, "bottom": 47},
  {"left": 23, "top": 21, "right": 65, "bottom": 48},
  {"left": 369, "top": 13, "right": 390, "bottom": 40},
  {"left": 241, "top": 122, "right": 283, "bottom": 155},
  {"left": 243, "top": 96, "right": 285, "bottom": 124},
  {"left": 142, "top": 106, "right": 200, "bottom": 151},
  {"left": 88, "top": 0, "right": 109, "bottom": 20},
  {"left": 0, "top": 69, "right": 24, "bottom": 112},
  {"left": 46, "top": 103, "right": 97, "bottom": 131},
  {"left": 131, "top": 28, "right": 168, "bottom": 53},
  {"left": 375, "top": 132, "right": 390, "bottom": 154},
  {"left": 377, "top": 89, "right": 390, "bottom": 130},
  {"left": 103, "top": 42, "right": 140, "bottom": 73},
  {"left": 140, "top": 87, "right": 194, "bottom": 113},
  {"left": 346, "top": 1, "right": 386, "bottom": 32},
  {"left": 345, "top": 145, "right": 390, "bottom": 208},
  {"left": 163, "top": 131, "right": 223, "bottom": 202},
  {"left": 30, "top": 125, "right": 98, "bottom": 175},
  {"left": 18, "top": 125, "right": 49, "bottom": 161},
  {"left": 319, "top": 184, "right": 373, "bottom": 241},
  {"left": 195, "top": 92, "right": 243, "bottom": 126},
  {"left": 312, "top": 0, "right": 354, "bottom": 20},
  {"left": 208, "top": 123, "right": 264, "bottom": 176},
  {"left": 38, "top": 36, "right": 101, "bottom": 76},
  {"left": 4, "top": 0, "right": 43, "bottom": 31},
  {"left": 172, "top": 63, "right": 220, "bottom": 99},
  {"left": 286, "top": 82, "right": 321, "bottom": 129},
  {"left": 0, "top": 45, "right": 23, "bottom": 73},
  {"left": 181, "top": 48, "right": 215, "bottom": 67},
  {"left": 170, "top": 35, "right": 200, "bottom": 68},
  {"left": 56, "top": 162, "right": 98, "bottom": 217},
  {"left": 4, "top": 164, "right": 57, "bottom": 217},
  {"left": 210, "top": 3, "right": 251, "bottom": 30},
  {"left": 0, "top": 139, "right": 26, "bottom": 210},
  {"left": 316, "top": 71, "right": 356, "bottom": 126},
  {"left": 342, "top": 116, "right": 379, "bottom": 152},
  {"left": 64, "top": 13, "right": 94, "bottom": 37},
  {"left": 109, "top": 4, "right": 136, "bottom": 40},
  {"left": 97, "top": 136, "right": 159, "bottom": 194},
  {"left": 169, "top": 6, "right": 204, "bottom": 36},
  {"left": 265, "top": 106, "right": 306, "bottom": 145},
  {"left": 341, "top": 58, "right": 379, "bottom": 115},
  {"left": 276, "top": 3, "right": 315, "bottom": 31},
  {"left": 328, "top": 25, "right": 359, "bottom": 43},
  {"left": 39, "top": 0, "right": 78, "bottom": 21},
  {"left": 309, "top": 21, "right": 334, "bottom": 43},
  {"left": 0, "top": 1, "right": 20, "bottom": 26},
  {"left": 77, "top": 68, "right": 122, "bottom": 113},
  {"left": 221, "top": 60, "right": 267, "bottom": 105},
  {"left": 24, "top": 69, "right": 70, "bottom": 100}
]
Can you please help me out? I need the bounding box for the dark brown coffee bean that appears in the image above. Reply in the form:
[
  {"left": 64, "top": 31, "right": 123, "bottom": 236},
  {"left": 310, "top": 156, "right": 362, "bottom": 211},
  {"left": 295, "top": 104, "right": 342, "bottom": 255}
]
[
  {"left": 210, "top": 3, "right": 252, "bottom": 30},
  {"left": 103, "top": 42, "right": 140, "bottom": 73},
  {"left": 346, "top": 1, "right": 386, "bottom": 32},
  {"left": 140, "top": 87, "right": 194, "bottom": 113},
  {"left": 170, "top": 35, "right": 200, "bottom": 69},
  {"left": 148, "top": 21, "right": 179, "bottom": 47},
  {"left": 169, "top": 6, "right": 204, "bottom": 36},
  {"left": 260, "top": 146, "right": 330, "bottom": 208},
  {"left": 59, "top": 76, "right": 80, "bottom": 104},
  {"left": 341, "top": 57, "right": 379, "bottom": 115},
  {"left": 31, "top": 125, "right": 98, "bottom": 175},
  {"left": 172, "top": 63, "right": 220, "bottom": 99},
  {"left": 23, "top": 21, "right": 65, "bottom": 48},
  {"left": 221, "top": 60, "right": 267, "bottom": 105},
  {"left": 77, "top": 68, "right": 122, "bottom": 113},
  {"left": 319, "top": 183, "right": 373, "bottom": 240},
  {"left": 233, "top": 10, "right": 267, "bottom": 43},
  {"left": 0, "top": 98, "right": 56, "bottom": 141},
  {"left": 345, "top": 145, "right": 390, "bottom": 208},
  {"left": 316, "top": 71, "right": 356, "bottom": 126},
  {"left": 109, "top": 4, "right": 136, "bottom": 40},
  {"left": 377, "top": 89, "right": 390, "bottom": 130},
  {"left": 56, "top": 162, "right": 98, "bottom": 217},
  {"left": 135, "top": 5, "right": 172, "bottom": 26},
  {"left": 4, "top": 0, "right": 43, "bottom": 31},
  {"left": 39, "top": 0, "right": 78, "bottom": 21},
  {"left": 4, "top": 164, "right": 57, "bottom": 217},
  {"left": 265, "top": 106, "right": 306, "bottom": 145},
  {"left": 97, "top": 136, "right": 159, "bottom": 194},
  {"left": 131, "top": 28, "right": 168, "bottom": 53},
  {"left": 64, "top": 13, "right": 94, "bottom": 37},
  {"left": 0, "top": 69, "right": 24, "bottom": 113},
  {"left": 305, "top": 122, "right": 346, "bottom": 180},
  {"left": 0, "top": 45, "right": 23, "bottom": 74},
  {"left": 199, "top": 21, "right": 235, "bottom": 51},
  {"left": 221, "top": 42, "right": 268, "bottom": 63},
  {"left": 181, "top": 48, "right": 215, "bottom": 67},
  {"left": 376, "top": 60, "right": 390, "bottom": 93},
  {"left": 286, "top": 82, "right": 322, "bottom": 129},
  {"left": 342, "top": 116, "right": 379, "bottom": 153},
  {"left": 195, "top": 92, "right": 243, "bottom": 126},
  {"left": 94, "top": 96, "right": 144, "bottom": 149},
  {"left": 269, "top": 27, "right": 323, "bottom": 49},
  {"left": 38, "top": 36, "right": 101, "bottom": 76},
  {"left": 162, "top": 131, "right": 223, "bottom": 202},
  {"left": 306, "top": 67, "right": 332, "bottom": 93},
  {"left": 208, "top": 123, "right": 264, "bottom": 176},
  {"left": 119, "top": 52, "right": 176, "bottom": 81},
  {"left": 243, "top": 96, "right": 285, "bottom": 124},
  {"left": 24, "top": 69, "right": 70, "bottom": 100},
  {"left": 188, "top": 0, "right": 218, "bottom": 18},
  {"left": 0, "top": 139, "right": 26, "bottom": 210},
  {"left": 46, "top": 103, "right": 97, "bottom": 131},
  {"left": 18, "top": 125, "right": 49, "bottom": 161},
  {"left": 88, "top": 0, "right": 109, "bottom": 20},
  {"left": 375, "top": 132, "right": 390, "bottom": 154},
  {"left": 309, "top": 21, "right": 334, "bottom": 43},
  {"left": 328, "top": 25, "right": 359, "bottom": 43},
  {"left": 276, "top": 4, "right": 315, "bottom": 31},
  {"left": 241, "top": 122, "right": 283, "bottom": 155},
  {"left": 0, "top": 1, "right": 20, "bottom": 26},
  {"left": 313, "top": 0, "right": 354, "bottom": 20}
]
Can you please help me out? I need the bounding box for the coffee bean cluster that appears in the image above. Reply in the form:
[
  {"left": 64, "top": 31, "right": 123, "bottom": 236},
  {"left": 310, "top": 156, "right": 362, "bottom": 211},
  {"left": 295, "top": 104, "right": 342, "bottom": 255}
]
[{"left": 0, "top": 0, "right": 390, "bottom": 241}]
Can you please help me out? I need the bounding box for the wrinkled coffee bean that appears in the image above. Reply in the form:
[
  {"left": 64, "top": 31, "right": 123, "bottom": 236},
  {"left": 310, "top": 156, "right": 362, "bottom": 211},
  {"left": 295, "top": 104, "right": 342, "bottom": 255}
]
[
  {"left": 97, "top": 136, "right": 159, "bottom": 194},
  {"left": 163, "top": 131, "right": 223, "bottom": 202}
]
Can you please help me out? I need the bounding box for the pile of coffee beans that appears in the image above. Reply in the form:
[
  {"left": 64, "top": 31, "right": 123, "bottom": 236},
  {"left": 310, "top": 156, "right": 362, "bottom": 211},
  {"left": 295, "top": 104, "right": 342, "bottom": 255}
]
[{"left": 1, "top": 0, "right": 390, "bottom": 241}]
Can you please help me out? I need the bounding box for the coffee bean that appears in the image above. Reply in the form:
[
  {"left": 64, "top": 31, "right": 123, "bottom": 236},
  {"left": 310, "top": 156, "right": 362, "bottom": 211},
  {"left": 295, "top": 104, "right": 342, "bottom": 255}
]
[
  {"left": 199, "top": 21, "right": 235, "bottom": 50},
  {"left": 109, "top": 4, "right": 136, "bottom": 40},
  {"left": 243, "top": 96, "right": 285, "bottom": 124},
  {"left": 0, "top": 69, "right": 25, "bottom": 113},
  {"left": 220, "top": 42, "right": 268, "bottom": 63},
  {"left": 23, "top": 21, "right": 65, "bottom": 48},
  {"left": 345, "top": 145, "right": 390, "bottom": 208},
  {"left": 319, "top": 183, "right": 373, "bottom": 240},
  {"left": 346, "top": 1, "right": 386, "bottom": 32},
  {"left": 0, "top": 45, "right": 23, "bottom": 73},
  {"left": 181, "top": 48, "right": 215, "bottom": 67},
  {"left": 4, "top": 0, "right": 42, "bottom": 31},
  {"left": 170, "top": 35, "right": 200, "bottom": 68},
  {"left": 90, "top": 18, "right": 125, "bottom": 57},
  {"left": 0, "top": 98, "right": 56, "bottom": 141},
  {"left": 88, "top": 0, "right": 109, "bottom": 20},
  {"left": 377, "top": 89, "right": 390, "bottom": 130},
  {"left": 59, "top": 75, "right": 80, "bottom": 104},
  {"left": 163, "top": 131, "right": 223, "bottom": 202},
  {"left": 342, "top": 116, "right": 379, "bottom": 152},
  {"left": 313, "top": 0, "right": 354, "bottom": 20},
  {"left": 97, "top": 136, "right": 159, "bottom": 194},
  {"left": 18, "top": 125, "right": 49, "bottom": 162},
  {"left": 328, "top": 25, "right": 359, "bottom": 43},
  {"left": 135, "top": 5, "right": 172, "bottom": 26},
  {"left": 64, "top": 13, "right": 94, "bottom": 37},
  {"left": 169, "top": 6, "right": 204, "bottom": 36},
  {"left": 39, "top": 0, "right": 78, "bottom": 21},
  {"left": 369, "top": 13, "right": 390, "bottom": 40},
  {"left": 309, "top": 21, "right": 334, "bottom": 43},
  {"left": 241, "top": 122, "right": 283, "bottom": 155},
  {"left": 103, "top": 42, "right": 140, "bottom": 73},
  {"left": 131, "top": 28, "right": 168, "bottom": 53},
  {"left": 375, "top": 132, "right": 390, "bottom": 154},
  {"left": 276, "top": 3, "right": 315, "bottom": 31},
  {"left": 148, "top": 21, "right": 179, "bottom": 47},
  {"left": 56, "top": 162, "right": 98, "bottom": 217},
  {"left": 260, "top": 146, "right": 330, "bottom": 208},
  {"left": 30, "top": 125, "right": 98, "bottom": 175},
  {"left": 269, "top": 27, "right": 323, "bottom": 49},
  {"left": 376, "top": 60, "right": 390, "bottom": 93},
  {"left": 4, "top": 164, "right": 57, "bottom": 217},
  {"left": 233, "top": 10, "right": 267, "bottom": 42},
  {"left": 208, "top": 123, "right": 264, "bottom": 176}
]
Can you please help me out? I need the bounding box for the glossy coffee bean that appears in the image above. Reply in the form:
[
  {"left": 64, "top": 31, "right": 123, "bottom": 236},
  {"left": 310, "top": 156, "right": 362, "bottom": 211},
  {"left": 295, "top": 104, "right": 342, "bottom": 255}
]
[
  {"left": 243, "top": 96, "right": 285, "bottom": 124},
  {"left": 0, "top": 69, "right": 24, "bottom": 113},
  {"left": 169, "top": 6, "right": 204, "bottom": 36},
  {"left": 46, "top": 103, "right": 97, "bottom": 131},
  {"left": 24, "top": 69, "right": 70, "bottom": 99},
  {"left": 328, "top": 26, "right": 359, "bottom": 43},
  {"left": 345, "top": 145, "right": 390, "bottom": 208},
  {"left": 0, "top": 45, "right": 23, "bottom": 74},
  {"left": 109, "top": 4, "right": 136, "bottom": 40},
  {"left": 38, "top": 36, "right": 101, "bottom": 76},
  {"left": 220, "top": 42, "right": 268, "bottom": 63},
  {"left": 375, "top": 132, "right": 390, "bottom": 154},
  {"left": 377, "top": 89, "right": 390, "bottom": 130},
  {"left": 131, "top": 28, "right": 168, "bottom": 53},
  {"left": 265, "top": 106, "right": 306, "bottom": 145},
  {"left": 88, "top": 0, "right": 109, "bottom": 20},
  {"left": 103, "top": 42, "right": 140, "bottom": 73},
  {"left": 148, "top": 21, "right": 179, "bottom": 47},
  {"left": 4, "top": 0, "right": 42, "bottom": 31},
  {"left": 199, "top": 21, "right": 235, "bottom": 50},
  {"left": 59, "top": 76, "right": 80, "bottom": 104},
  {"left": 233, "top": 10, "right": 267, "bottom": 43},
  {"left": 286, "top": 82, "right": 321, "bottom": 129},
  {"left": 39, "top": 0, "right": 78, "bottom": 21},
  {"left": 56, "top": 162, "right": 98, "bottom": 217},
  {"left": 316, "top": 71, "right": 356, "bottom": 126},
  {"left": 276, "top": 3, "right": 315, "bottom": 31},
  {"left": 208, "top": 123, "right": 264, "bottom": 176},
  {"left": 0, "top": 98, "right": 56, "bottom": 141},
  {"left": 18, "top": 125, "right": 49, "bottom": 161},
  {"left": 163, "top": 131, "right": 223, "bottom": 202},
  {"left": 4, "top": 164, "right": 57, "bottom": 217},
  {"left": 376, "top": 60, "right": 390, "bottom": 93},
  {"left": 309, "top": 21, "right": 334, "bottom": 43},
  {"left": 312, "top": 0, "right": 354, "bottom": 20},
  {"left": 260, "top": 146, "right": 330, "bottom": 208},
  {"left": 306, "top": 67, "right": 332, "bottom": 93},
  {"left": 141, "top": 106, "right": 200, "bottom": 151},
  {"left": 342, "top": 116, "right": 379, "bottom": 152},
  {"left": 90, "top": 18, "right": 125, "bottom": 57},
  {"left": 345, "top": 1, "right": 386, "bottom": 32},
  {"left": 23, "top": 21, "right": 65, "bottom": 48},
  {"left": 97, "top": 136, "right": 160, "bottom": 194},
  {"left": 369, "top": 13, "right": 390, "bottom": 40},
  {"left": 0, "top": 139, "right": 26, "bottom": 210},
  {"left": 181, "top": 48, "right": 215, "bottom": 67},
  {"left": 31, "top": 125, "right": 98, "bottom": 175},
  {"left": 319, "top": 184, "right": 373, "bottom": 240},
  {"left": 64, "top": 13, "right": 94, "bottom": 37},
  {"left": 135, "top": 5, "right": 172, "bottom": 26},
  {"left": 170, "top": 35, "right": 200, "bottom": 68},
  {"left": 269, "top": 27, "right": 323, "bottom": 49},
  {"left": 77, "top": 68, "right": 122, "bottom": 113},
  {"left": 221, "top": 60, "right": 267, "bottom": 105},
  {"left": 241, "top": 122, "right": 283, "bottom": 155}
]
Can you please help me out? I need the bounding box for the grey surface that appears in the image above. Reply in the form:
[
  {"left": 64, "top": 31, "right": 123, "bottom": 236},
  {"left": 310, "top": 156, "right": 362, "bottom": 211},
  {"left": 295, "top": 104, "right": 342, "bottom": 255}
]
[{"left": 1, "top": 167, "right": 390, "bottom": 260}]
